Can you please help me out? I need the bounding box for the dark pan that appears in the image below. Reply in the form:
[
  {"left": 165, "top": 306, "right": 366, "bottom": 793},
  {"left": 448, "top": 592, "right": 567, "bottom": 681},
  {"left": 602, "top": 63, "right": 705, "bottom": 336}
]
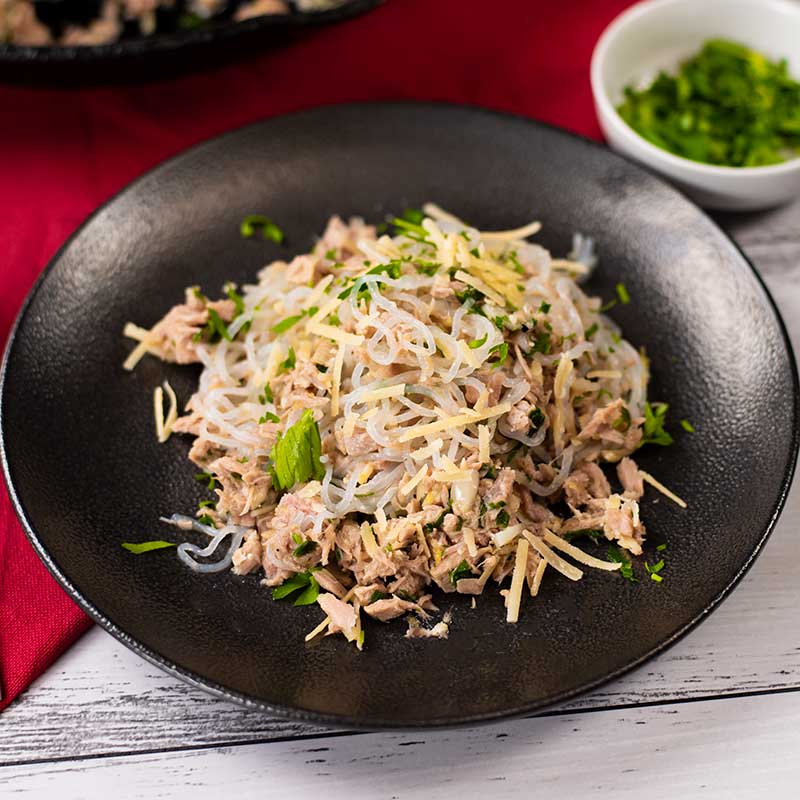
[{"left": 1, "top": 103, "right": 797, "bottom": 727}]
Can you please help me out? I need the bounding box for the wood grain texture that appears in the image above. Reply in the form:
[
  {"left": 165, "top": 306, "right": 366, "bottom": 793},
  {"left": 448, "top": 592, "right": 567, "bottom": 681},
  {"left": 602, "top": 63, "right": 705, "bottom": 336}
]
[
  {"left": 2, "top": 199, "right": 799, "bottom": 776},
  {"left": 3, "top": 691, "right": 800, "bottom": 798}
]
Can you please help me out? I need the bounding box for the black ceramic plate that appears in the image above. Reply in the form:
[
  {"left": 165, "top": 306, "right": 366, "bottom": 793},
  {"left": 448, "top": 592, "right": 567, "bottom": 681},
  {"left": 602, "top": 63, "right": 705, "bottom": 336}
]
[{"left": 1, "top": 103, "right": 797, "bottom": 728}]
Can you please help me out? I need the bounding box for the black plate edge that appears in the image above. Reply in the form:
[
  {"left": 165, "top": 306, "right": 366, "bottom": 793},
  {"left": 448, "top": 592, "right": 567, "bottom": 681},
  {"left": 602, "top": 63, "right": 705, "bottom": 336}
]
[
  {"left": 0, "top": 0, "right": 383, "bottom": 64},
  {"left": 1, "top": 101, "right": 798, "bottom": 730}
]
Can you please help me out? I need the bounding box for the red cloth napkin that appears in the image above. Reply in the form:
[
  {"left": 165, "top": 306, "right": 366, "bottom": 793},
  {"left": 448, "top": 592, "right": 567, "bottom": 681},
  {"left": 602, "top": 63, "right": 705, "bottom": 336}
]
[{"left": 0, "top": 0, "right": 634, "bottom": 710}]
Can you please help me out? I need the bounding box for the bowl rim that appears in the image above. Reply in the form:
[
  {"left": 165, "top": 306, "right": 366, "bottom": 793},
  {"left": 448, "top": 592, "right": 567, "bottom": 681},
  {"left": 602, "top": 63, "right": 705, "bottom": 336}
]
[{"left": 590, "top": 0, "right": 800, "bottom": 178}]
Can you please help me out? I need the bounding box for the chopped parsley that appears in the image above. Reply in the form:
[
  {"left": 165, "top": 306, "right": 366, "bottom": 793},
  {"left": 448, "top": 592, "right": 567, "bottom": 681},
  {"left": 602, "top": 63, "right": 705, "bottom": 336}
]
[
  {"left": 470, "top": 247, "right": 481, "bottom": 258},
  {"left": 507, "top": 250, "right": 525, "bottom": 275},
  {"left": 616, "top": 282, "right": 631, "bottom": 305},
  {"left": 488, "top": 342, "right": 509, "bottom": 368},
  {"left": 585, "top": 322, "right": 599, "bottom": 339},
  {"left": 531, "top": 332, "right": 551, "bottom": 354},
  {"left": 495, "top": 509, "right": 510, "bottom": 527},
  {"left": 415, "top": 260, "right": 440, "bottom": 276},
  {"left": 391, "top": 209, "right": 428, "bottom": 242},
  {"left": 272, "top": 570, "right": 320, "bottom": 605},
  {"left": 269, "top": 409, "right": 324, "bottom": 492},
  {"left": 260, "top": 383, "right": 274, "bottom": 404},
  {"left": 641, "top": 401, "right": 674, "bottom": 447},
  {"left": 493, "top": 315, "right": 509, "bottom": 330},
  {"left": 455, "top": 285, "right": 484, "bottom": 306},
  {"left": 616, "top": 39, "right": 800, "bottom": 167},
  {"left": 528, "top": 407, "right": 545, "bottom": 431},
  {"left": 368, "top": 590, "right": 389, "bottom": 604},
  {"left": 608, "top": 545, "right": 638, "bottom": 582},
  {"left": 292, "top": 537, "right": 318, "bottom": 558},
  {"left": 324, "top": 248, "right": 337, "bottom": 260},
  {"left": 194, "top": 471, "right": 218, "bottom": 491},
  {"left": 258, "top": 412, "right": 280, "bottom": 424},
  {"left": 240, "top": 215, "right": 284, "bottom": 244},
  {"left": 468, "top": 333, "right": 488, "bottom": 349},
  {"left": 278, "top": 347, "right": 296, "bottom": 374},
  {"left": 680, "top": 419, "right": 696, "bottom": 433},
  {"left": 271, "top": 313, "right": 306, "bottom": 334},
  {"left": 538, "top": 301, "right": 551, "bottom": 314},
  {"left": 225, "top": 285, "right": 245, "bottom": 316},
  {"left": 423, "top": 508, "right": 448, "bottom": 534},
  {"left": 121, "top": 540, "right": 176, "bottom": 554},
  {"left": 449, "top": 560, "right": 473, "bottom": 586}
]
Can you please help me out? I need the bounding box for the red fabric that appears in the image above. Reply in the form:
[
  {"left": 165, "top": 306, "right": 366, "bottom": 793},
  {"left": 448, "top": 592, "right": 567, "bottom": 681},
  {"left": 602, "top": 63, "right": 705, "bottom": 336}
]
[{"left": 0, "top": 0, "right": 634, "bottom": 710}]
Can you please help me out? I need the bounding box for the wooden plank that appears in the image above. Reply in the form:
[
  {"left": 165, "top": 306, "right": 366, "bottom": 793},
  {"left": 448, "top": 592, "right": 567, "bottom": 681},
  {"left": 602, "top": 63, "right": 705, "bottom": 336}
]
[{"left": 3, "top": 691, "right": 799, "bottom": 798}]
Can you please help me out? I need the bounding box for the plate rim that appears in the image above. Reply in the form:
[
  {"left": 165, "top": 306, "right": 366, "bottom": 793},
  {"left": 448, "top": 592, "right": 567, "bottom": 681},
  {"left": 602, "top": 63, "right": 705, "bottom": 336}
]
[{"left": 2, "top": 101, "right": 798, "bottom": 729}]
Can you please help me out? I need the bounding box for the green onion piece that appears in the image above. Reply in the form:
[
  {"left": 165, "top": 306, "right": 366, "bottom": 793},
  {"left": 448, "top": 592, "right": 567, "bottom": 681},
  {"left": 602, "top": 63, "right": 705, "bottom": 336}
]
[
  {"left": 122, "top": 540, "right": 176, "bottom": 554},
  {"left": 271, "top": 313, "right": 305, "bottom": 334},
  {"left": 680, "top": 419, "right": 696, "bottom": 433},
  {"left": 468, "top": 333, "right": 488, "bottom": 349},
  {"left": 240, "top": 215, "right": 284, "bottom": 244},
  {"left": 616, "top": 283, "right": 631, "bottom": 305}
]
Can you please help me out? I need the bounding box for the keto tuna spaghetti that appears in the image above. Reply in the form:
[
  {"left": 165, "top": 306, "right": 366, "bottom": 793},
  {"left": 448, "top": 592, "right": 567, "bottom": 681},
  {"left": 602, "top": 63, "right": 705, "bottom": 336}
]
[{"left": 123, "top": 203, "right": 683, "bottom": 646}]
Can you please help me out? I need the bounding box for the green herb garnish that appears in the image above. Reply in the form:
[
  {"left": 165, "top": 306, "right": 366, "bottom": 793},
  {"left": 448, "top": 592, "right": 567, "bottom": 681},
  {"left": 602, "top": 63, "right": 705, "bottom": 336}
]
[
  {"left": 616, "top": 39, "right": 800, "bottom": 167},
  {"left": 585, "top": 322, "right": 599, "bottom": 339},
  {"left": 278, "top": 347, "right": 296, "bottom": 374},
  {"left": 488, "top": 342, "right": 509, "bottom": 368},
  {"left": 645, "top": 559, "right": 666, "bottom": 583},
  {"left": 680, "top": 419, "right": 696, "bottom": 433},
  {"left": 269, "top": 409, "right": 324, "bottom": 492},
  {"left": 292, "top": 539, "right": 318, "bottom": 558},
  {"left": 449, "top": 560, "right": 473, "bottom": 586},
  {"left": 528, "top": 407, "right": 545, "bottom": 431},
  {"left": 368, "top": 590, "right": 389, "bottom": 604},
  {"left": 194, "top": 471, "right": 218, "bottom": 490},
  {"left": 641, "top": 401, "right": 674, "bottom": 447},
  {"left": 259, "top": 412, "right": 280, "bottom": 424},
  {"left": 538, "top": 301, "right": 551, "bottom": 314},
  {"left": 121, "top": 540, "right": 176, "bottom": 554},
  {"left": 272, "top": 570, "right": 320, "bottom": 605},
  {"left": 271, "top": 313, "right": 305, "bottom": 334},
  {"left": 240, "top": 215, "right": 284, "bottom": 243},
  {"left": 616, "top": 283, "right": 631, "bottom": 305},
  {"left": 608, "top": 545, "right": 638, "bottom": 582},
  {"left": 495, "top": 509, "right": 510, "bottom": 527},
  {"left": 468, "top": 333, "right": 488, "bottom": 349}
]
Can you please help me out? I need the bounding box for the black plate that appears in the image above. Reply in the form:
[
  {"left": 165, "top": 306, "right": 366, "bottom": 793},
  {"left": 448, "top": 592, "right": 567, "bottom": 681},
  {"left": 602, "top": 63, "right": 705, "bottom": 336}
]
[
  {"left": 0, "top": 1, "right": 381, "bottom": 82},
  {"left": 1, "top": 103, "right": 797, "bottom": 728}
]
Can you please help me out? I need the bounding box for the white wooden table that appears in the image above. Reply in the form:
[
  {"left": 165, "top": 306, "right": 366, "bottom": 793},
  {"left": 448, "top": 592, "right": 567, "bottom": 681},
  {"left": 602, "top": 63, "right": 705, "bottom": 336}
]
[{"left": 2, "top": 200, "right": 800, "bottom": 798}]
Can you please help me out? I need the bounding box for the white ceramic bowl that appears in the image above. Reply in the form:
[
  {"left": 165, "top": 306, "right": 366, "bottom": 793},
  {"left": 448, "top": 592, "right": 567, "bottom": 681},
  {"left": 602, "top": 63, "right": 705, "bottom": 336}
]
[{"left": 591, "top": 0, "right": 800, "bottom": 211}]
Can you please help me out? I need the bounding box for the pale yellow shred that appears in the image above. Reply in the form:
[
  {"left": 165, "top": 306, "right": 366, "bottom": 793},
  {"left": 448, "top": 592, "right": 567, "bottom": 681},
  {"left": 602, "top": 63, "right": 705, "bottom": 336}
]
[
  {"left": 453, "top": 269, "right": 507, "bottom": 308},
  {"left": 307, "top": 322, "right": 364, "bottom": 346},
  {"left": 531, "top": 558, "right": 547, "bottom": 596},
  {"left": 543, "top": 531, "right": 621, "bottom": 571},
  {"left": 360, "top": 521, "right": 380, "bottom": 558},
  {"left": 506, "top": 537, "right": 530, "bottom": 623},
  {"left": 640, "top": 470, "right": 688, "bottom": 509},
  {"left": 359, "top": 384, "right": 406, "bottom": 403},
  {"left": 525, "top": 531, "right": 584, "bottom": 581},
  {"left": 397, "top": 402, "right": 511, "bottom": 443},
  {"left": 399, "top": 465, "right": 428, "bottom": 498},
  {"left": 478, "top": 425, "right": 490, "bottom": 464}
]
